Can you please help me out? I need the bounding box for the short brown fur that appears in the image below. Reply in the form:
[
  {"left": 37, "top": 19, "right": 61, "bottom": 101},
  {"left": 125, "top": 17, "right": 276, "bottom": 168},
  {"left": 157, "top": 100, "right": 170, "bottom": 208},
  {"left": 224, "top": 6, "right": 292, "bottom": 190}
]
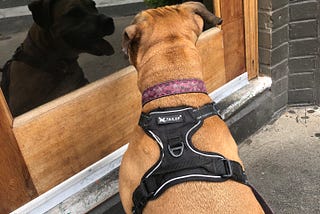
[{"left": 119, "top": 2, "right": 264, "bottom": 213}]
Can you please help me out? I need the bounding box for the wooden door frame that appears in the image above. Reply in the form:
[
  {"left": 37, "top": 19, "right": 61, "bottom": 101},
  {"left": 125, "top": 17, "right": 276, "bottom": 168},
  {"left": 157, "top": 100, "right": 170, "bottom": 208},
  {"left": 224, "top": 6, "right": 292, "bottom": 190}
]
[
  {"left": 0, "top": 90, "right": 38, "bottom": 213},
  {"left": 213, "top": 0, "right": 258, "bottom": 79},
  {"left": 243, "top": 0, "right": 259, "bottom": 79}
]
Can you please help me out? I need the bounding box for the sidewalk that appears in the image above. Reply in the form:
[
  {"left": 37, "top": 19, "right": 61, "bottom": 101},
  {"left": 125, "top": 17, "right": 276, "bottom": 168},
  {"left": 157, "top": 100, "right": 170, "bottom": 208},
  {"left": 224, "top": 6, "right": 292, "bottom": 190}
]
[{"left": 239, "top": 106, "right": 320, "bottom": 214}]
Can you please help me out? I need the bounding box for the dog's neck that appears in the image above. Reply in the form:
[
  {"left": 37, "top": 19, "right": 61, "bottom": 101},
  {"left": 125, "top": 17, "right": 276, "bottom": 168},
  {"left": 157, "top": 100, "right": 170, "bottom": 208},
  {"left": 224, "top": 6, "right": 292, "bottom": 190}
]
[
  {"left": 142, "top": 78, "right": 208, "bottom": 105},
  {"left": 25, "top": 24, "right": 79, "bottom": 62},
  {"left": 15, "top": 24, "right": 80, "bottom": 73},
  {"left": 137, "top": 41, "right": 212, "bottom": 113}
]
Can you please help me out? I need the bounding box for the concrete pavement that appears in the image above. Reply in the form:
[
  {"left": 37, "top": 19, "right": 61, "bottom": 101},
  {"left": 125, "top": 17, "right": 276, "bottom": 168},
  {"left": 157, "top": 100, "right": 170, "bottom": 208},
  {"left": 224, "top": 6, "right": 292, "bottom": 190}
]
[{"left": 239, "top": 106, "right": 320, "bottom": 214}]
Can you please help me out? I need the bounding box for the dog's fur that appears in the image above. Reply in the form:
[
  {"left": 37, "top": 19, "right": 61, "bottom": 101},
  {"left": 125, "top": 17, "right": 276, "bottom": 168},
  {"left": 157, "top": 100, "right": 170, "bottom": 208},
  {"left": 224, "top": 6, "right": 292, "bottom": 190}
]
[
  {"left": 0, "top": 0, "right": 114, "bottom": 116},
  {"left": 119, "top": 2, "right": 264, "bottom": 213}
]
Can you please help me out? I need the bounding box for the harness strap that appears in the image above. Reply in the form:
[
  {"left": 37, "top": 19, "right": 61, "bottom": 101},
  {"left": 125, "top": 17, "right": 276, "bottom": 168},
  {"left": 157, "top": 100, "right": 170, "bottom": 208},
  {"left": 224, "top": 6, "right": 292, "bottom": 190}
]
[
  {"left": 133, "top": 158, "right": 247, "bottom": 214},
  {"left": 139, "top": 102, "right": 220, "bottom": 128},
  {"left": 132, "top": 103, "right": 250, "bottom": 214},
  {"left": 249, "top": 184, "right": 274, "bottom": 214}
]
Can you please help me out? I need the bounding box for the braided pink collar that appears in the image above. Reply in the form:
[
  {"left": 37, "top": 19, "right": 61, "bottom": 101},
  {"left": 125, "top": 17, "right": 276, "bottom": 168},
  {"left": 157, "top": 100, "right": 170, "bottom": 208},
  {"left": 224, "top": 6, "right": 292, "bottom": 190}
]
[{"left": 142, "top": 78, "right": 207, "bottom": 105}]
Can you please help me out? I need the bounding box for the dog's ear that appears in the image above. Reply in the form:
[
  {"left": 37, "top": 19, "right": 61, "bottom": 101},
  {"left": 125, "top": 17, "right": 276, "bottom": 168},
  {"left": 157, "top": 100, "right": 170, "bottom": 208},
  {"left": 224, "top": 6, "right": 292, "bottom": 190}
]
[
  {"left": 183, "top": 2, "right": 223, "bottom": 27},
  {"left": 122, "top": 25, "right": 138, "bottom": 55},
  {"left": 28, "top": 0, "right": 54, "bottom": 29}
]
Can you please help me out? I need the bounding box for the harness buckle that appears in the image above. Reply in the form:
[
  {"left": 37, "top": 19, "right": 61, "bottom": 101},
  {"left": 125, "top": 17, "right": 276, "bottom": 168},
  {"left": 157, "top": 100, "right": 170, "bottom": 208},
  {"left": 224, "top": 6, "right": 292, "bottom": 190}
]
[
  {"left": 222, "top": 159, "right": 233, "bottom": 178},
  {"left": 212, "top": 103, "right": 220, "bottom": 114}
]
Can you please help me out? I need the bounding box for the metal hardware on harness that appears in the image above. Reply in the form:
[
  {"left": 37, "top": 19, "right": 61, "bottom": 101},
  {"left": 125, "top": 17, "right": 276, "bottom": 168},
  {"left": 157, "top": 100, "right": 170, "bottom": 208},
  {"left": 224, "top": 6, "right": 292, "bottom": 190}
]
[
  {"left": 132, "top": 103, "right": 249, "bottom": 214},
  {"left": 222, "top": 159, "right": 233, "bottom": 178},
  {"left": 167, "top": 140, "right": 184, "bottom": 157}
]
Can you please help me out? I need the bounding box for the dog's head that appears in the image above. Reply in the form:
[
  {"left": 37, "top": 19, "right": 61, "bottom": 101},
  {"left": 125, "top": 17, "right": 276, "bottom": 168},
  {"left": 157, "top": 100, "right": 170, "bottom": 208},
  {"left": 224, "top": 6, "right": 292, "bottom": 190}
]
[
  {"left": 28, "top": 0, "right": 115, "bottom": 56},
  {"left": 122, "top": 2, "right": 222, "bottom": 65}
]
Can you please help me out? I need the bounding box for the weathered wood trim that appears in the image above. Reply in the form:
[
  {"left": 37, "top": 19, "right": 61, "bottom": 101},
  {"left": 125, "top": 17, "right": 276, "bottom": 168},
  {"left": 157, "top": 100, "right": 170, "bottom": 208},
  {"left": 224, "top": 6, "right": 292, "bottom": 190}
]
[
  {"left": 0, "top": 90, "right": 38, "bottom": 213},
  {"left": 244, "top": 0, "right": 259, "bottom": 79},
  {"left": 213, "top": 0, "right": 221, "bottom": 27},
  {"left": 12, "top": 66, "right": 141, "bottom": 194},
  {"left": 214, "top": 0, "right": 259, "bottom": 80},
  {"left": 11, "top": 144, "right": 128, "bottom": 214}
]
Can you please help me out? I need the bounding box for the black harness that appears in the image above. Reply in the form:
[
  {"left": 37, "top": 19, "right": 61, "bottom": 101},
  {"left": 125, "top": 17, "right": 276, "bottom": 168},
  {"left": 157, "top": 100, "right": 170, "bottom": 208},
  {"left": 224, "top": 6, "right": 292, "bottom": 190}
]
[{"left": 133, "top": 103, "right": 261, "bottom": 213}]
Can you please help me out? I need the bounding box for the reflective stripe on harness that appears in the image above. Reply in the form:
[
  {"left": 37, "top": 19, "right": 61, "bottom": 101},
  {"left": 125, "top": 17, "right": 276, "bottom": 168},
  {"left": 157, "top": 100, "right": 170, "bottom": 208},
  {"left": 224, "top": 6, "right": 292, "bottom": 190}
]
[{"left": 132, "top": 103, "right": 250, "bottom": 214}]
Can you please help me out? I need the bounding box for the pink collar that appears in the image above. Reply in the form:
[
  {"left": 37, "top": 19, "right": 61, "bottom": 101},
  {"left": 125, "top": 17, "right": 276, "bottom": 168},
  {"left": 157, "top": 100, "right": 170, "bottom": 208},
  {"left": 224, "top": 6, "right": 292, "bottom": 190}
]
[{"left": 142, "top": 78, "right": 207, "bottom": 105}]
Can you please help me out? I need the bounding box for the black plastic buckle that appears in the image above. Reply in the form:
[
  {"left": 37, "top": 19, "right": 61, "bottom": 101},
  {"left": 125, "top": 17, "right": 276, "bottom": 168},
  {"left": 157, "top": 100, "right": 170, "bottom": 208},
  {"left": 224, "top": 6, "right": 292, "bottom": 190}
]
[
  {"left": 222, "top": 159, "right": 233, "bottom": 178},
  {"left": 212, "top": 103, "right": 219, "bottom": 114},
  {"left": 132, "top": 180, "right": 154, "bottom": 214},
  {"left": 142, "top": 179, "right": 156, "bottom": 197}
]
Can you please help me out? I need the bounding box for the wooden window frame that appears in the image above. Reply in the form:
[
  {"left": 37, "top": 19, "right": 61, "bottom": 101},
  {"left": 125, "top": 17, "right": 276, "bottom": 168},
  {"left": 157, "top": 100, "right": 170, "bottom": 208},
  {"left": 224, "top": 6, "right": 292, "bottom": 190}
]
[{"left": 214, "top": 0, "right": 258, "bottom": 80}]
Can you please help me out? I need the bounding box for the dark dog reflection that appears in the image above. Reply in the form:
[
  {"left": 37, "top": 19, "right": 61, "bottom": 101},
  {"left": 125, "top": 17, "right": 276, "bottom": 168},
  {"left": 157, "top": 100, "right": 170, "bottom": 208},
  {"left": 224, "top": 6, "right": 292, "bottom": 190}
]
[{"left": 0, "top": 0, "right": 115, "bottom": 116}]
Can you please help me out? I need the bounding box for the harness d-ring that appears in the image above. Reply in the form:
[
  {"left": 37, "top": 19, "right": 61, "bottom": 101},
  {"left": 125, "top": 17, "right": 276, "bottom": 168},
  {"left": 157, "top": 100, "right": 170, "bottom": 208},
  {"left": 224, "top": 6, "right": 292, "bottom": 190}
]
[{"left": 168, "top": 141, "right": 184, "bottom": 157}]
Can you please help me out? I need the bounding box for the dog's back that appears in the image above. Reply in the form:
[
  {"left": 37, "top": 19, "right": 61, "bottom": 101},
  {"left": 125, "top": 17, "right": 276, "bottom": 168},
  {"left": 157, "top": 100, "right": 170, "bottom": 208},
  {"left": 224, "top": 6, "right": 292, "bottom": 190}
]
[{"left": 119, "top": 3, "right": 266, "bottom": 213}]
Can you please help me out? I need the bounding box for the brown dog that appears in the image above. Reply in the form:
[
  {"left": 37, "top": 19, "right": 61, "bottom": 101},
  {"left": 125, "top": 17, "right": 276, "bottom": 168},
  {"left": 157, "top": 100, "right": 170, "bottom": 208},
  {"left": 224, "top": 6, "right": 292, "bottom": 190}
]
[
  {"left": 0, "top": 0, "right": 114, "bottom": 116},
  {"left": 119, "top": 2, "right": 266, "bottom": 214}
]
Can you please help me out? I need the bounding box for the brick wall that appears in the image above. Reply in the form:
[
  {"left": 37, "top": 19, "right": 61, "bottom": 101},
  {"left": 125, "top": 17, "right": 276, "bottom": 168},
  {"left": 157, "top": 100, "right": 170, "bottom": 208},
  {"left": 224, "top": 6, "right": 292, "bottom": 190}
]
[
  {"left": 258, "top": 0, "right": 289, "bottom": 112},
  {"left": 258, "top": 0, "right": 320, "bottom": 106},
  {"left": 288, "top": 0, "right": 319, "bottom": 105}
]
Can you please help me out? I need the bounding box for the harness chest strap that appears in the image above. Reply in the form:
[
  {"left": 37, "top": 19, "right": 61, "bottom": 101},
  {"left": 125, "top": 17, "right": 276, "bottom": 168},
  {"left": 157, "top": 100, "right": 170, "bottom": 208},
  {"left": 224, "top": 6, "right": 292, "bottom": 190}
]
[{"left": 132, "top": 103, "right": 250, "bottom": 214}]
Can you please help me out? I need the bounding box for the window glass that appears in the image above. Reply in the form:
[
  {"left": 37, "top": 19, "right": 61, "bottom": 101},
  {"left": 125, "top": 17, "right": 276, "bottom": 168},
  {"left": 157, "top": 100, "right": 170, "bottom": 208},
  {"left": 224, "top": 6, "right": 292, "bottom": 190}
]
[{"left": 0, "top": 0, "right": 211, "bottom": 116}]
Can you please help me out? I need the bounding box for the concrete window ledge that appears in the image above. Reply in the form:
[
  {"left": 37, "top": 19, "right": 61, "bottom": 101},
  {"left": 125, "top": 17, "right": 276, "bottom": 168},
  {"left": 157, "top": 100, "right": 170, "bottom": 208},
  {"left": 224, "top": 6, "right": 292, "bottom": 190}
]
[
  {"left": 11, "top": 76, "right": 272, "bottom": 214},
  {"left": 214, "top": 76, "right": 272, "bottom": 120}
]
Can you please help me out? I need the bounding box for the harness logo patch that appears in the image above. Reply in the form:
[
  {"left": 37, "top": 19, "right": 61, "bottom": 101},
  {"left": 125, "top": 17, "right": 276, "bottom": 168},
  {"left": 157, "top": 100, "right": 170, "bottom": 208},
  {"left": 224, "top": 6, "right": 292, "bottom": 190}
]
[{"left": 157, "top": 114, "right": 184, "bottom": 125}]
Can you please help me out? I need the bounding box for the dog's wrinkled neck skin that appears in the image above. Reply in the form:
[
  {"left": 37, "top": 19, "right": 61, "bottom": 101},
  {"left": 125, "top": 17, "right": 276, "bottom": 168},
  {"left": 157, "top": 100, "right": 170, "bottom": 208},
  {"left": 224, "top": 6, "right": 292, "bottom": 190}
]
[{"left": 123, "top": 4, "right": 217, "bottom": 112}]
